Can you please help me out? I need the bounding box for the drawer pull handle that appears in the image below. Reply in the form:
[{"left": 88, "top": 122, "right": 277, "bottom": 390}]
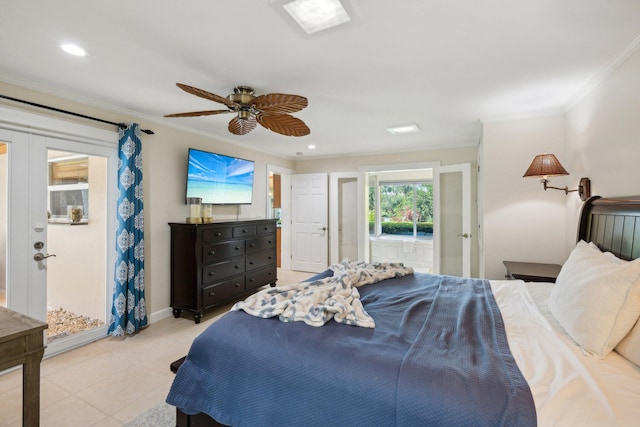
[
  {"left": 209, "top": 292, "right": 215, "bottom": 297},
  {"left": 209, "top": 250, "right": 215, "bottom": 255},
  {"left": 209, "top": 272, "right": 215, "bottom": 276},
  {"left": 249, "top": 278, "right": 254, "bottom": 282},
  {"left": 235, "top": 283, "right": 240, "bottom": 288},
  {"left": 242, "top": 229, "right": 247, "bottom": 233},
  {"left": 268, "top": 240, "right": 272, "bottom": 244},
  {"left": 215, "top": 232, "right": 222, "bottom": 237},
  {"left": 235, "top": 265, "right": 240, "bottom": 269},
  {"left": 250, "top": 243, "right": 255, "bottom": 247},
  {"left": 249, "top": 261, "right": 254, "bottom": 265}
]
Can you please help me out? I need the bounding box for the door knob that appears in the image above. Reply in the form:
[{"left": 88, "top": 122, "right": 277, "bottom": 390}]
[
  {"left": 34, "top": 253, "right": 56, "bottom": 261},
  {"left": 457, "top": 233, "right": 470, "bottom": 238}
]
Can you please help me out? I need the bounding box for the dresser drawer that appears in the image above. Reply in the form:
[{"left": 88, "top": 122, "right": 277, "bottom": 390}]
[
  {"left": 202, "top": 227, "right": 233, "bottom": 243},
  {"left": 256, "top": 221, "right": 276, "bottom": 235},
  {"left": 233, "top": 225, "right": 256, "bottom": 238},
  {"left": 202, "top": 277, "right": 245, "bottom": 307},
  {"left": 202, "top": 241, "right": 245, "bottom": 264},
  {"left": 202, "top": 258, "right": 245, "bottom": 284},
  {"left": 246, "top": 250, "right": 276, "bottom": 271},
  {"left": 246, "top": 235, "right": 276, "bottom": 254},
  {"left": 246, "top": 266, "right": 277, "bottom": 290}
]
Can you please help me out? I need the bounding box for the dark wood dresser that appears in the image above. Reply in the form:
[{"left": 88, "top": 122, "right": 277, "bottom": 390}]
[{"left": 169, "top": 219, "right": 278, "bottom": 323}]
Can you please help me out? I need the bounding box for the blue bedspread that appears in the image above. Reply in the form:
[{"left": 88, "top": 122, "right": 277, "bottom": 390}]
[{"left": 166, "top": 272, "right": 536, "bottom": 426}]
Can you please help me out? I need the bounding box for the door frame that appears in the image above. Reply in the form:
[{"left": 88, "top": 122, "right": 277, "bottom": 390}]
[{"left": 266, "top": 164, "right": 293, "bottom": 270}]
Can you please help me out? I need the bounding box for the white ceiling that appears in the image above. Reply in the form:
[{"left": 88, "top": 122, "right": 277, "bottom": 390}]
[{"left": 1, "top": 1, "right": 640, "bottom": 160}]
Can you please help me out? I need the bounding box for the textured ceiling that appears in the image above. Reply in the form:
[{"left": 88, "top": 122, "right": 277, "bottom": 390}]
[{"left": 1, "top": 1, "right": 639, "bottom": 159}]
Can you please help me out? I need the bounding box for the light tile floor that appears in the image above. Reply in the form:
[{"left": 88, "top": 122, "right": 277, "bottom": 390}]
[{"left": 0, "top": 269, "right": 313, "bottom": 427}]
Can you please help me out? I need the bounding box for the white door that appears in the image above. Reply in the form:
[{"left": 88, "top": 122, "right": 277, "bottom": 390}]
[
  {"left": 435, "top": 163, "right": 471, "bottom": 277},
  {"left": 291, "top": 173, "right": 328, "bottom": 273},
  {"left": 1, "top": 130, "right": 43, "bottom": 318},
  {"left": 0, "top": 107, "right": 116, "bottom": 355}
]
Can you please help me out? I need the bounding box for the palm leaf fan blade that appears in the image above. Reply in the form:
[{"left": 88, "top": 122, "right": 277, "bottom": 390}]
[
  {"left": 256, "top": 113, "right": 310, "bottom": 137},
  {"left": 164, "top": 110, "right": 231, "bottom": 118},
  {"left": 228, "top": 116, "right": 257, "bottom": 135},
  {"left": 176, "top": 83, "right": 240, "bottom": 108},
  {"left": 253, "top": 94, "right": 308, "bottom": 114}
]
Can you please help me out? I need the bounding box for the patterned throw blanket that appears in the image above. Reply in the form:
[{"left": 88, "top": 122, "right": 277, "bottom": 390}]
[{"left": 232, "top": 260, "right": 414, "bottom": 327}]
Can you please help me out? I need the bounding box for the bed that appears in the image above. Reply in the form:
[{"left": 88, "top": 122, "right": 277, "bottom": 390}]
[{"left": 167, "top": 195, "right": 640, "bottom": 426}]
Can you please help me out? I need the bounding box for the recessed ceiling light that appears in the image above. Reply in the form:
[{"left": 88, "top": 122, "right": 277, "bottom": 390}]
[
  {"left": 387, "top": 124, "right": 420, "bottom": 135},
  {"left": 282, "top": 0, "right": 351, "bottom": 35},
  {"left": 307, "top": 144, "right": 316, "bottom": 149},
  {"left": 61, "top": 43, "right": 87, "bottom": 57}
]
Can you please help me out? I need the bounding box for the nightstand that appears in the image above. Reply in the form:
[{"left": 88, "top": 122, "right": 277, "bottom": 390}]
[{"left": 502, "top": 260, "right": 562, "bottom": 283}]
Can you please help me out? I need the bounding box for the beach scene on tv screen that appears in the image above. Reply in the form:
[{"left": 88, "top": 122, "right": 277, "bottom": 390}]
[{"left": 187, "top": 150, "right": 254, "bottom": 204}]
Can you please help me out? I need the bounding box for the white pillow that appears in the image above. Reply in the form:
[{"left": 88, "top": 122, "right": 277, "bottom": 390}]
[
  {"left": 548, "top": 240, "right": 640, "bottom": 357},
  {"left": 616, "top": 318, "right": 640, "bottom": 366}
]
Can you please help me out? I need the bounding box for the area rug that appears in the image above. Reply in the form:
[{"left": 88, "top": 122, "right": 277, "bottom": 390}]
[{"left": 124, "top": 401, "right": 175, "bottom": 427}]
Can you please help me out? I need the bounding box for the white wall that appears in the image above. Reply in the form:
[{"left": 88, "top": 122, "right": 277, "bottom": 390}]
[
  {"left": 481, "top": 44, "right": 640, "bottom": 280},
  {"left": 481, "top": 115, "right": 569, "bottom": 279},
  {"left": 564, "top": 45, "right": 640, "bottom": 244}
]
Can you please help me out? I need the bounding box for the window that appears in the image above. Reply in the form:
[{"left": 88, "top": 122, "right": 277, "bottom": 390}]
[{"left": 369, "top": 180, "right": 433, "bottom": 238}]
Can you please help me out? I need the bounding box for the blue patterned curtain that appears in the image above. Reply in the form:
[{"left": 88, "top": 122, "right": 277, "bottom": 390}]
[{"left": 108, "top": 123, "right": 147, "bottom": 336}]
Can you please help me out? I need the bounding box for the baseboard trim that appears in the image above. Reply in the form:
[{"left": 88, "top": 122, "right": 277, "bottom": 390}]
[{"left": 149, "top": 307, "right": 173, "bottom": 324}]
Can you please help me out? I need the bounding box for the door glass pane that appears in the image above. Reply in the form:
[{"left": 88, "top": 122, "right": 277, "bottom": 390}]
[
  {"left": 367, "top": 171, "right": 434, "bottom": 273},
  {"left": 338, "top": 177, "right": 358, "bottom": 261},
  {"left": 0, "top": 142, "right": 6, "bottom": 307},
  {"left": 46, "top": 150, "right": 107, "bottom": 341},
  {"left": 378, "top": 183, "right": 433, "bottom": 237},
  {"left": 440, "top": 172, "right": 463, "bottom": 276}
]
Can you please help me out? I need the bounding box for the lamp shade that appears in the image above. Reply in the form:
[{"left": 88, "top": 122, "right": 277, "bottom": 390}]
[{"left": 523, "top": 153, "right": 569, "bottom": 178}]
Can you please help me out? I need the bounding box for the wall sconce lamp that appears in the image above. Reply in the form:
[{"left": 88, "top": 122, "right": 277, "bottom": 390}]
[{"left": 523, "top": 153, "right": 591, "bottom": 201}]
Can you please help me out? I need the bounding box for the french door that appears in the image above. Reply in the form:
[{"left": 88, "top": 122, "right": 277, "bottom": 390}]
[{"left": 0, "top": 106, "right": 117, "bottom": 355}]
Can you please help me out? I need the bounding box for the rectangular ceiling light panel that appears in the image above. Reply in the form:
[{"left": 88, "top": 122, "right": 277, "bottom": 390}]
[
  {"left": 283, "top": 0, "right": 351, "bottom": 34},
  {"left": 387, "top": 124, "right": 420, "bottom": 135}
]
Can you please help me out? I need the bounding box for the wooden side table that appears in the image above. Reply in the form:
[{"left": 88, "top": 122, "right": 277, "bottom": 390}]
[
  {"left": 0, "top": 307, "right": 48, "bottom": 427},
  {"left": 503, "top": 260, "right": 562, "bottom": 283}
]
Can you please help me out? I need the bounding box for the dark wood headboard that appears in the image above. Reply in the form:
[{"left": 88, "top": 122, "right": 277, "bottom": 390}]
[{"left": 578, "top": 196, "right": 640, "bottom": 261}]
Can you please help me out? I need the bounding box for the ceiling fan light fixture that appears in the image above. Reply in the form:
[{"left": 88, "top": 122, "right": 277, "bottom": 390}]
[
  {"left": 387, "top": 124, "right": 420, "bottom": 135},
  {"left": 282, "top": 0, "right": 351, "bottom": 35}
]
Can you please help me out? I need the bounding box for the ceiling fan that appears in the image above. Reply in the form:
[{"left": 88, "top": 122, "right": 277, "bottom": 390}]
[{"left": 165, "top": 83, "right": 310, "bottom": 137}]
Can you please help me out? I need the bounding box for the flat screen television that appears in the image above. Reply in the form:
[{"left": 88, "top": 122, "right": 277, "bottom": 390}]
[{"left": 185, "top": 148, "right": 255, "bottom": 204}]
